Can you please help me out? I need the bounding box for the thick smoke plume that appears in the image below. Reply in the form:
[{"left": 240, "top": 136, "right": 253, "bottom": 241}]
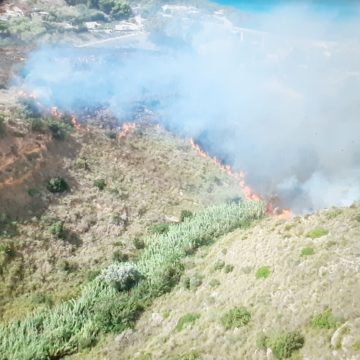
[{"left": 18, "top": 3, "right": 360, "bottom": 212}]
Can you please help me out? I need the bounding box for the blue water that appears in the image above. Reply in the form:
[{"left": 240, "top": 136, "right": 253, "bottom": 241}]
[{"left": 212, "top": 0, "right": 358, "bottom": 19}]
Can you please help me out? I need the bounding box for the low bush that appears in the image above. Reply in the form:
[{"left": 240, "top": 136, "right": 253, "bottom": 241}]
[
  {"left": 256, "top": 266, "right": 271, "bottom": 279},
  {"left": 47, "top": 177, "right": 69, "bottom": 193},
  {"left": 306, "top": 227, "right": 329, "bottom": 239},
  {"left": 0, "top": 214, "right": 18, "bottom": 238},
  {"left": 48, "top": 120, "right": 69, "bottom": 140},
  {"left": 213, "top": 259, "right": 225, "bottom": 271},
  {"left": 50, "top": 221, "right": 66, "bottom": 239},
  {"left": 27, "top": 187, "right": 41, "bottom": 197},
  {"left": 266, "top": 331, "right": 304, "bottom": 359},
  {"left": 180, "top": 210, "right": 193, "bottom": 222},
  {"left": 221, "top": 306, "right": 251, "bottom": 329},
  {"left": 0, "top": 242, "right": 16, "bottom": 263},
  {"left": 175, "top": 313, "right": 200, "bottom": 332},
  {"left": 30, "top": 118, "right": 47, "bottom": 133},
  {"left": 224, "top": 264, "right": 234, "bottom": 273},
  {"left": 58, "top": 260, "right": 78, "bottom": 273},
  {"left": 353, "top": 340, "right": 360, "bottom": 351},
  {"left": 94, "top": 292, "right": 144, "bottom": 333},
  {"left": 0, "top": 115, "right": 5, "bottom": 136},
  {"left": 100, "top": 263, "right": 141, "bottom": 291},
  {"left": 94, "top": 178, "right": 106, "bottom": 190},
  {"left": 182, "top": 273, "right": 202, "bottom": 291},
  {"left": 133, "top": 237, "right": 145, "bottom": 250},
  {"left": 311, "top": 309, "right": 340, "bottom": 329},
  {"left": 112, "top": 250, "right": 129, "bottom": 262},
  {"left": 20, "top": 98, "right": 42, "bottom": 117},
  {"left": 150, "top": 223, "right": 170, "bottom": 235},
  {"left": 209, "top": 278, "right": 220, "bottom": 288},
  {"left": 86, "top": 269, "right": 101, "bottom": 282},
  {"left": 31, "top": 293, "right": 53, "bottom": 307},
  {"left": 301, "top": 247, "right": 315, "bottom": 256}
]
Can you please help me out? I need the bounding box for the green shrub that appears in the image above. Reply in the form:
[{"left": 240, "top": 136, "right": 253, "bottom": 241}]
[
  {"left": 47, "top": 177, "right": 69, "bottom": 193},
  {"left": 150, "top": 223, "right": 170, "bottom": 235},
  {"left": 221, "top": 306, "right": 251, "bottom": 329},
  {"left": 30, "top": 118, "right": 46, "bottom": 133},
  {"left": 182, "top": 273, "right": 202, "bottom": 291},
  {"left": 50, "top": 221, "right": 66, "bottom": 239},
  {"left": 31, "top": 293, "right": 53, "bottom": 307},
  {"left": 267, "top": 331, "right": 304, "bottom": 359},
  {"left": 94, "top": 178, "right": 106, "bottom": 190},
  {"left": 74, "top": 158, "right": 89, "bottom": 170},
  {"left": 175, "top": 313, "right": 200, "bottom": 332},
  {"left": 48, "top": 120, "right": 69, "bottom": 140},
  {"left": 256, "top": 266, "right": 271, "bottom": 279},
  {"left": 326, "top": 209, "right": 342, "bottom": 219},
  {"left": 86, "top": 269, "right": 101, "bottom": 281},
  {"left": 94, "top": 293, "right": 144, "bottom": 333},
  {"left": 256, "top": 333, "right": 268, "bottom": 350},
  {"left": 311, "top": 309, "right": 340, "bottom": 329},
  {"left": 180, "top": 210, "right": 193, "bottom": 222},
  {"left": 209, "top": 278, "right": 220, "bottom": 288},
  {"left": 58, "top": 260, "right": 78, "bottom": 273},
  {"left": 0, "top": 214, "right": 18, "bottom": 238},
  {"left": 213, "top": 259, "right": 225, "bottom": 271},
  {"left": 20, "top": 98, "right": 42, "bottom": 117},
  {"left": 171, "top": 353, "right": 199, "bottom": 360},
  {"left": 112, "top": 250, "right": 129, "bottom": 262},
  {"left": 306, "top": 228, "right": 329, "bottom": 239},
  {"left": 301, "top": 247, "right": 314, "bottom": 256},
  {"left": 27, "top": 187, "right": 41, "bottom": 197},
  {"left": 224, "top": 264, "right": 234, "bottom": 273},
  {"left": 353, "top": 340, "right": 360, "bottom": 351},
  {"left": 0, "top": 115, "right": 5, "bottom": 136},
  {"left": 100, "top": 263, "right": 141, "bottom": 291},
  {"left": 0, "top": 242, "right": 16, "bottom": 262},
  {"left": 0, "top": 201, "right": 264, "bottom": 359},
  {"left": 133, "top": 237, "right": 145, "bottom": 250},
  {"left": 97, "top": 0, "right": 132, "bottom": 18}
]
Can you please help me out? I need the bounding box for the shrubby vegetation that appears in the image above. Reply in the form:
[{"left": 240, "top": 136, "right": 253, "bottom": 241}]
[
  {"left": 65, "top": 0, "right": 132, "bottom": 20},
  {"left": 311, "top": 309, "right": 340, "bottom": 329},
  {"left": 260, "top": 331, "right": 305, "bottom": 359},
  {"left": 0, "top": 115, "right": 5, "bottom": 136},
  {"left": 150, "top": 223, "right": 170, "bottom": 235},
  {"left": 221, "top": 306, "right": 251, "bottom": 329},
  {"left": 47, "top": 177, "right": 69, "bottom": 193},
  {"left": 255, "top": 266, "right": 271, "bottom": 279},
  {"left": 0, "top": 214, "right": 18, "bottom": 238},
  {"left": 94, "top": 178, "right": 106, "bottom": 190},
  {"left": 101, "top": 263, "right": 141, "bottom": 291},
  {"left": 0, "top": 201, "right": 264, "bottom": 359},
  {"left": 175, "top": 313, "right": 200, "bottom": 332},
  {"left": 306, "top": 227, "right": 329, "bottom": 239},
  {"left": 301, "top": 247, "right": 315, "bottom": 256}
]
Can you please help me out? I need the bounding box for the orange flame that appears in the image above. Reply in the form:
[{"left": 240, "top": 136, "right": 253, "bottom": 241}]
[
  {"left": 189, "top": 139, "right": 292, "bottom": 219},
  {"left": 70, "top": 115, "right": 82, "bottom": 131},
  {"left": 118, "top": 123, "right": 136, "bottom": 139}
]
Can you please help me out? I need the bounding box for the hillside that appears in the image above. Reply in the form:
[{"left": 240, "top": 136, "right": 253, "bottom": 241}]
[{"left": 0, "top": 0, "right": 360, "bottom": 359}]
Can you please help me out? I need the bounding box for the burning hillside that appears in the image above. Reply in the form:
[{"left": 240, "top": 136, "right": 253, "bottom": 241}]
[{"left": 15, "top": 4, "right": 360, "bottom": 213}]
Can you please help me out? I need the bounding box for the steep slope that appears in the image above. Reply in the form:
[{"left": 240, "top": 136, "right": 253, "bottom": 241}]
[
  {"left": 0, "top": 102, "right": 246, "bottom": 322},
  {"left": 79, "top": 205, "right": 360, "bottom": 360}
]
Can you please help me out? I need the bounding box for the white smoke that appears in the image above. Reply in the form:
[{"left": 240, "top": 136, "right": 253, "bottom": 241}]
[{"left": 17, "top": 2, "right": 360, "bottom": 212}]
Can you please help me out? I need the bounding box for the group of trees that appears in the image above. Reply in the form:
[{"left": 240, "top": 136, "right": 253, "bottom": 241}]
[{"left": 65, "top": 0, "right": 132, "bottom": 20}]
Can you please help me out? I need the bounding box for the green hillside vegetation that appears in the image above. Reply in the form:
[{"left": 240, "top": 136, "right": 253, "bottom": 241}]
[{"left": 0, "top": 202, "right": 263, "bottom": 359}]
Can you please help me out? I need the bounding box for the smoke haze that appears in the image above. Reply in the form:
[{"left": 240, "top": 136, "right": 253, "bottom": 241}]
[{"left": 17, "top": 2, "right": 360, "bottom": 212}]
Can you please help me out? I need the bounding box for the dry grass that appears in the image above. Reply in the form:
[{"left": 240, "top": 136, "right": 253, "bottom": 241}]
[{"left": 81, "top": 204, "right": 360, "bottom": 360}]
